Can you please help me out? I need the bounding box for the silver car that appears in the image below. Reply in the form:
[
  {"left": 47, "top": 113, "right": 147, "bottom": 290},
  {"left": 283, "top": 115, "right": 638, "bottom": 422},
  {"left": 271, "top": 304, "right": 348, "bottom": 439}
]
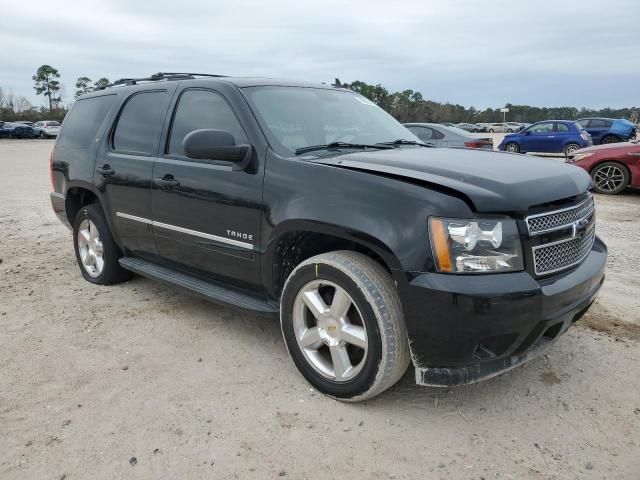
[
  {"left": 404, "top": 123, "right": 493, "bottom": 150},
  {"left": 33, "top": 120, "right": 61, "bottom": 138}
]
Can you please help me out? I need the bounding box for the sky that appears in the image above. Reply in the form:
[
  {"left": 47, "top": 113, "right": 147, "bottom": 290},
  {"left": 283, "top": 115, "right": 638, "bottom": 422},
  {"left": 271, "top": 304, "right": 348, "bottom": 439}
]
[{"left": 2, "top": 0, "right": 639, "bottom": 110}]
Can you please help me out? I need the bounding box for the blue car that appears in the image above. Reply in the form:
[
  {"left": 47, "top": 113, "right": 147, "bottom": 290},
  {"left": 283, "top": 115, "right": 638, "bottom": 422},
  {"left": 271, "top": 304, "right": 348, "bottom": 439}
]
[
  {"left": 0, "top": 122, "right": 36, "bottom": 139},
  {"left": 577, "top": 117, "right": 637, "bottom": 145},
  {"left": 498, "top": 120, "right": 592, "bottom": 156}
]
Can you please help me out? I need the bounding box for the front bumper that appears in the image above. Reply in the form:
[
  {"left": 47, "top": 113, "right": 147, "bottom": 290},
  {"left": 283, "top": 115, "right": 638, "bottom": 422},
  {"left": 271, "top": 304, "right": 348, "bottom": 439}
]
[{"left": 396, "top": 236, "right": 607, "bottom": 387}]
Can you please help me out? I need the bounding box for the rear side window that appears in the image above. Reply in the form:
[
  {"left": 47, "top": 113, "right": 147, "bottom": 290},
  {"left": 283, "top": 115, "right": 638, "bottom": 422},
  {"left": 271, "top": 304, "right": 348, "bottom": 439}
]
[
  {"left": 556, "top": 123, "right": 570, "bottom": 132},
  {"left": 589, "top": 119, "right": 612, "bottom": 128},
  {"left": 167, "top": 89, "right": 247, "bottom": 157},
  {"left": 58, "top": 95, "right": 116, "bottom": 149},
  {"left": 112, "top": 91, "right": 168, "bottom": 155}
]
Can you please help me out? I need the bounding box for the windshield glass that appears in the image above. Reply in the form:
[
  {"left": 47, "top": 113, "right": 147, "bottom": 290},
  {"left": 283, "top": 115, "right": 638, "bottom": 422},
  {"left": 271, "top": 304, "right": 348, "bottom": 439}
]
[{"left": 244, "top": 86, "right": 420, "bottom": 155}]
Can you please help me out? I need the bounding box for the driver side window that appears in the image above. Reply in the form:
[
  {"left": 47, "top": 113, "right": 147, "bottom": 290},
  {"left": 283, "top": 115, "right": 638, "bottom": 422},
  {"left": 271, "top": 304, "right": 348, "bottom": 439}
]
[{"left": 168, "top": 89, "right": 247, "bottom": 157}]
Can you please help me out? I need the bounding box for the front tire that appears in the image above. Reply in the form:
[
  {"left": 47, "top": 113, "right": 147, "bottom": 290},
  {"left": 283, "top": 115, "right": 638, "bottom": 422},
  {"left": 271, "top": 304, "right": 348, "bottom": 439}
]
[
  {"left": 564, "top": 143, "right": 581, "bottom": 156},
  {"left": 488, "top": 129, "right": 495, "bottom": 133},
  {"left": 40, "top": 131, "right": 46, "bottom": 139},
  {"left": 504, "top": 142, "right": 520, "bottom": 153},
  {"left": 280, "top": 251, "right": 410, "bottom": 402},
  {"left": 73, "top": 203, "right": 130, "bottom": 285},
  {"left": 591, "top": 162, "right": 630, "bottom": 195}
]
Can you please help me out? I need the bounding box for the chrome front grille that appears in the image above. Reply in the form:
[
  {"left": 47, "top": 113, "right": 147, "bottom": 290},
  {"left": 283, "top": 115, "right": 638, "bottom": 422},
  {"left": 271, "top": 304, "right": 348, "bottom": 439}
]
[
  {"left": 532, "top": 228, "right": 595, "bottom": 275},
  {"left": 526, "top": 194, "right": 596, "bottom": 275},
  {"left": 526, "top": 194, "right": 594, "bottom": 235}
]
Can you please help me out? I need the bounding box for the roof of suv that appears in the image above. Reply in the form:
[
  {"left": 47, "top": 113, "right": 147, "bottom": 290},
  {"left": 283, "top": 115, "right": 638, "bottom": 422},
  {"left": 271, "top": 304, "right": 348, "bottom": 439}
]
[{"left": 83, "top": 73, "right": 342, "bottom": 98}]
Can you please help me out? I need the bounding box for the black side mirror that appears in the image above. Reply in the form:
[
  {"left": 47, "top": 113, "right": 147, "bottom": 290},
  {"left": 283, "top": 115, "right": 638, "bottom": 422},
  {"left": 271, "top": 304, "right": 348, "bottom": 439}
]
[{"left": 183, "top": 129, "right": 252, "bottom": 171}]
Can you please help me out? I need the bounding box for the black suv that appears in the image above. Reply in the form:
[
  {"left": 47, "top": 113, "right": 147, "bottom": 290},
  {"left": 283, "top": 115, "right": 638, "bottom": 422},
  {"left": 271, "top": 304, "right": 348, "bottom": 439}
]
[{"left": 50, "top": 73, "right": 606, "bottom": 401}]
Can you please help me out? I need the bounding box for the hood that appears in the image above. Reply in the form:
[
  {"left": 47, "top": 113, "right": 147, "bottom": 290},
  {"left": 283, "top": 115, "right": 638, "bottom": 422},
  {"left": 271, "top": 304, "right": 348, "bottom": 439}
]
[
  {"left": 311, "top": 147, "right": 592, "bottom": 213},
  {"left": 576, "top": 141, "right": 639, "bottom": 154}
]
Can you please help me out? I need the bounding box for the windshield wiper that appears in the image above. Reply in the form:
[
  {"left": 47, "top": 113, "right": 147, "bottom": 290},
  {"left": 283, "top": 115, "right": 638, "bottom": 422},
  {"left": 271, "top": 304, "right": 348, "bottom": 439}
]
[
  {"left": 377, "top": 139, "right": 433, "bottom": 148},
  {"left": 295, "top": 142, "right": 394, "bottom": 156}
]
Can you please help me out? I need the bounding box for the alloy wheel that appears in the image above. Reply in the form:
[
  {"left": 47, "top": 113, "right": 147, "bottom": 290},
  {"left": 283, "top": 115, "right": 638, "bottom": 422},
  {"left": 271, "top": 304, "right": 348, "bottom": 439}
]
[
  {"left": 76, "top": 218, "right": 105, "bottom": 277},
  {"left": 292, "top": 280, "right": 368, "bottom": 382},
  {"left": 593, "top": 165, "right": 625, "bottom": 193}
]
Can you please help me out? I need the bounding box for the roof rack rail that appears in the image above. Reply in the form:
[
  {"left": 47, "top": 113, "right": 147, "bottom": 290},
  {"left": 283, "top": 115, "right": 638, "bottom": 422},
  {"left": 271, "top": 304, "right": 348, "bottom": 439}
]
[{"left": 97, "top": 72, "right": 228, "bottom": 90}]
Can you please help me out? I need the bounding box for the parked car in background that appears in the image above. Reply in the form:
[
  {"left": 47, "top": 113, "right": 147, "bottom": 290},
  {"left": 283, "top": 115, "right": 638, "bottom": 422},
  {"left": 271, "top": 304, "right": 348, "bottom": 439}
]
[
  {"left": 33, "top": 120, "right": 62, "bottom": 138},
  {"left": 14, "top": 120, "right": 34, "bottom": 126},
  {"left": 441, "top": 122, "right": 456, "bottom": 127},
  {"left": 476, "top": 123, "right": 491, "bottom": 132},
  {"left": 566, "top": 140, "right": 640, "bottom": 194},
  {"left": 485, "top": 123, "right": 509, "bottom": 133},
  {"left": 576, "top": 118, "right": 637, "bottom": 145},
  {"left": 404, "top": 123, "right": 493, "bottom": 149},
  {"left": 498, "top": 120, "right": 592, "bottom": 156},
  {"left": 505, "top": 122, "right": 524, "bottom": 132},
  {"left": 0, "top": 122, "right": 36, "bottom": 139},
  {"left": 456, "top": 122, "right": 482, "bottom": 132}
]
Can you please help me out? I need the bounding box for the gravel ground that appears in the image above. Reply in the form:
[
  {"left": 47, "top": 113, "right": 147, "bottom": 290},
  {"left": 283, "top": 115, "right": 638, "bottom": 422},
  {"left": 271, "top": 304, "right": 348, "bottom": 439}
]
[{"left": 1, "top": 140, "right": 639, "bottom": 480}]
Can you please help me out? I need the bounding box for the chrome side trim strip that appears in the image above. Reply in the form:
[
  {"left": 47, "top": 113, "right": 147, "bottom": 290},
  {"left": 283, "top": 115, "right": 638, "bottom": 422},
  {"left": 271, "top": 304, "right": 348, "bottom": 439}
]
[
  {"left": 116, "top": 212, "right": 152, "bottom": 224},
  {"left": 116, "top": 212, "right": 253, "bottom": 250}
]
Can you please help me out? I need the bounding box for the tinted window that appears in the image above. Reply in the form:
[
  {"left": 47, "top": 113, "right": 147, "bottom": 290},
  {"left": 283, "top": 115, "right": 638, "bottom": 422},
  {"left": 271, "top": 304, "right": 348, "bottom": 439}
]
[
  {"left": 577, "top": 119, "right": 588, "bottom": 128},
  {"left": 429, "top": 127, "right": 444, "bottom": 140},
  {"left": 556, "top": 123, "right": 570, "bottom": 132},
  {"left": 410, "top": 126, "right": 432, "bottom": 141},
  {"left": 168, "top": 89, "right": 247, "bottom": 156},
  {"left": 589, "top": 119, "right": 612, "bottom": 128},
  {"left": 58, "top": 95, "right": 116, "bottom": 149},
  {"left": 113, "top": 91, "right": 168, "bottom": 155}
]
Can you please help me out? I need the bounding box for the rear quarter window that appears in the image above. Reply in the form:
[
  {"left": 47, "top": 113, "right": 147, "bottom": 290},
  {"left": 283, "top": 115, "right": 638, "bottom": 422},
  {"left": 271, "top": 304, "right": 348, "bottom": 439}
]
[{"left": 58, "top": 95, "right": 116, "bottom": 149}]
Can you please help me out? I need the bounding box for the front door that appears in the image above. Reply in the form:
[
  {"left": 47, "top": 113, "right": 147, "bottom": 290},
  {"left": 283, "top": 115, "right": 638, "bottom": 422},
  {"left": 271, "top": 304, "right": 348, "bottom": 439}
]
[
  {"left": 151, "top": 88, "right": 264, "bottom": 287},
  {"left": 95, "top": 87, "right": 175, "bottom": 257},
  {"left": 521, "top": 121, "right": 555, "bottom": 152}
]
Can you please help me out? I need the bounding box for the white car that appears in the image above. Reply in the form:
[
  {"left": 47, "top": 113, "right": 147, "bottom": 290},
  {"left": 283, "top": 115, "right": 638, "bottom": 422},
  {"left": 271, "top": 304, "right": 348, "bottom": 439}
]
[{"left": 33, "top": 120, "right": 61, "bottom": 138}]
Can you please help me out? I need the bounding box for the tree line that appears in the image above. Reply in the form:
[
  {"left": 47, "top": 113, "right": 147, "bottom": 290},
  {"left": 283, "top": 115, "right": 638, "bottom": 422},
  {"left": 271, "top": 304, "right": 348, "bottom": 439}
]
[
  {"left": 0, "top": 64, "right": 111, "bottom": 122},
  {"left": 335, "top": 79, "right": 640, "bottom": 124},
  {"left": 1, "top": 66, "right": 638, "bottom": 124}
]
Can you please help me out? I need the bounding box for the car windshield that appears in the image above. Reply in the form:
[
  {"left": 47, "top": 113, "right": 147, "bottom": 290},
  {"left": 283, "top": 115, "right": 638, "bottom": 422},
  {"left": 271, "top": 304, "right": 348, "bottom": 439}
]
[{"left": 244, "top": 86, "right": 420, "bottom": 156}]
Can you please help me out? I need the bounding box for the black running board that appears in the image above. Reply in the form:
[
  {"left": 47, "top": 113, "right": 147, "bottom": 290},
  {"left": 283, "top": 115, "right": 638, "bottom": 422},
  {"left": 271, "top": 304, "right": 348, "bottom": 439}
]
[{"left": 119, "top": 257, "right": 279, "bottom": 315}]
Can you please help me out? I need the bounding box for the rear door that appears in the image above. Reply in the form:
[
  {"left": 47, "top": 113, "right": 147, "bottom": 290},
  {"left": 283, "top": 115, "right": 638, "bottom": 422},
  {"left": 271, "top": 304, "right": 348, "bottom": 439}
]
[
  {"left": 150, "top": 87, "right": 264, "bottom": 287},
  {"left": 586, "top": 119, "right": 611, "bottom": 144},
  {"left": 94, "top": 87, "right": 175, "bottom": 257}
]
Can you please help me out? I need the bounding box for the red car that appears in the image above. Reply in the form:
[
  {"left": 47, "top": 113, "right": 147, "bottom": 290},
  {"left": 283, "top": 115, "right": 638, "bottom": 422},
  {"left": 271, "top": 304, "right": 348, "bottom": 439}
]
[{"left": 566, "top": 141, "right": 640, "bottom": 194}]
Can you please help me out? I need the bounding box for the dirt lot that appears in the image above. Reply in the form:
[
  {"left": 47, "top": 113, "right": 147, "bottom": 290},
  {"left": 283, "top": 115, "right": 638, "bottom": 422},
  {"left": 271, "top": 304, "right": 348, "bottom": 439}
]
[{"left": 1, "top": 140, "right": 639, "bottom": 480}]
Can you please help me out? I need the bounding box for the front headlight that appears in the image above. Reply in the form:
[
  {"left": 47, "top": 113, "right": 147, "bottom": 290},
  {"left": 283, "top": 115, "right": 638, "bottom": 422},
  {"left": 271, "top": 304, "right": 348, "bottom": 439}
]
[
  {"left": 566, "top": 152, "right": 594, "bottom": 163},
  {"left": 429, "top": 217, "right": 524, "bottom": 273}
]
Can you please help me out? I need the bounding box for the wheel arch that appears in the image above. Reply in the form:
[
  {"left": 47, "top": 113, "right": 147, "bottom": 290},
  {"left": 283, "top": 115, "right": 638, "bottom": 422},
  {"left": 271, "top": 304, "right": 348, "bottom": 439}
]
[
  {"left": 64, "top": 182, "right": 113, "bottom": 231},
  {"left": 262, "top": 220, "right": 401, "bottom": 300}
]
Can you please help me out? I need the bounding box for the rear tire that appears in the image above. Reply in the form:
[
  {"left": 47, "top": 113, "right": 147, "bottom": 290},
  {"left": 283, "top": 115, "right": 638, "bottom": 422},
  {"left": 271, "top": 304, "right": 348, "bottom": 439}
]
[
  {"left": 488, "top": 129, "right": 495, "bottom": 133},
  {"left": 73, "top": 203, "right": 130, "bottom": 285},
  {"left": 601, "top": 134, "right": 619, "bottom": 144},
  {"left": 280, "top": 251, "right": 410, "bottom": 402},
  {"left": 591, "top": 161, "right": 630, "bottom": 195},
  {"left": 504, "top": 142, "right": 520, "bottom": 153},
  {"left": 564, "top": 143, "right": 581, "bottom": 156}
]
